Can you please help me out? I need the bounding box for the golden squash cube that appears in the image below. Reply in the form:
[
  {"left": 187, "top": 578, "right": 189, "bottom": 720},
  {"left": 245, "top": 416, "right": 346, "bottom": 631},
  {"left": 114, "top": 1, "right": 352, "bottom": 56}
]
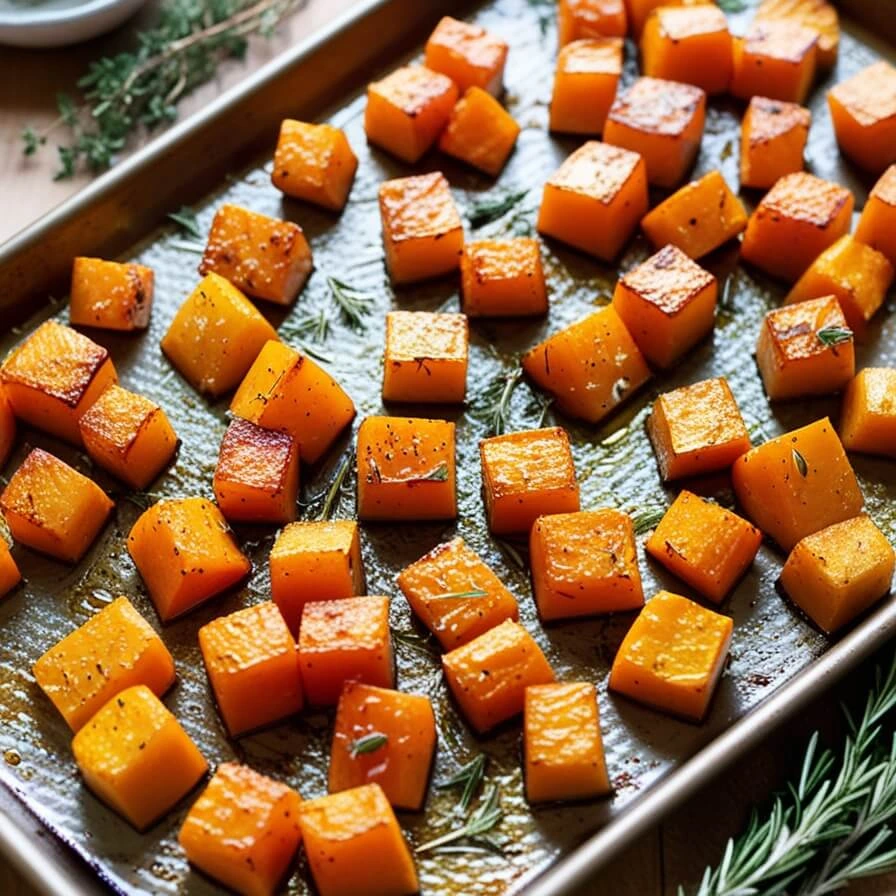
[
  {"left": 739, "top": 96, "right": 811, "bottom": 190},
  {"left": 730, "top": 20, "right": 818, "bottom": 104},
  {"left": 0, "top": 385, "right": 14, "bottom": 469},
  {"left": 69, "top": 257, "right": 154, "bottom": 332},
  {"left": 0, "top": 540, "right": 21, "bottom": 599},
  {"left": 549, "top": 38, "right": 623, "bottom": 135},
  {"left": 840, "top": 368, "right": 896, "bottom": 459},
  {"left": 424, "top": 16, "right": 508, "bottom": 96},
  {"left": 855, "top": 165, "right": 896, "bottom": 267},
  {"left": 755, "top": 0, "right": 839, "bottom": 70},
  {"left": 559, "top": 0, "right": 627, "bottom": 44},
  {"left": 460, "top": 238, "right": 547, "bottom": 318}
]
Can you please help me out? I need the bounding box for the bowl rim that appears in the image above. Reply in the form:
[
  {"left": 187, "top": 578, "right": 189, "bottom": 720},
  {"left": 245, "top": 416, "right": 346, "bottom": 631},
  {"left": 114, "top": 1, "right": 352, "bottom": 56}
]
[{"left": 0, "top": 0, "right": 141, "bottom": 28}]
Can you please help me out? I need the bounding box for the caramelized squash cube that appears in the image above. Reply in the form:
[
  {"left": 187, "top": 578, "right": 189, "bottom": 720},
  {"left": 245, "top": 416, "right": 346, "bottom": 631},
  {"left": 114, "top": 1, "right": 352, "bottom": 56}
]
[
  {"left": 780, "top": 514, "right": 895, "bottom": 633},
  {"left": 524, "top": 682, "right": 610, "bottom": 803},
  {"left": 356, "top": 416, "right": 456, "bottom": 522},
  {"left": 298, "top": 596, "right": 393, "bottom": 706},
  {"left": 69, "top": 257, "right": 154, "bottom": 332},
  {"left": 230, "top": 340, "right": 355, "bottom": 464},
  {"left": 179, "top": 762, "right": 302, "bottom": 896},
  {"left": 626, "top": 0, "right": 710, "bottom": 38},
  {"left": 609, "top": 591, "right": 732, "bottom": 721},
  {"left": 79, "top": 385, "right": 178, "bottom": 490},
  {"left": 271, "top": 119, "right": 358, "bottom": 211},
  {"left": 460, "top": 238, "right": 547, "bottom": 318},
  {"left": 739, "top": 96, "right": 811, "bottom": 190},
  {"left": 855, "top": 166, "right": 896, "bottom": 266},
  {"left": 840, "top": 368, "right": 896, "bottom": 459},
  {"left": 442, "top": 619, "right": 555, "bottom": 733},
  {"left": 329, "top": 683, "right": 436, "bottom": 811},
  {"left": 605, "top": 77, "right": 706, "bottom": 188},
  {"left": 127, "top": 497, "right": 251, "bottom": 622},
  {"left": 537, "top": 141, "right": 648, "bottom": 260},
  {"left": 199, "top": 601, "right": 303, "bottom": 737},
  {"left": 424, "top": 16, "right": 508, "bottom": 96},
  {"left": 0, "top": 386, "right": 16, "bottom": 469},
  {"left": 549, "top": 38, "right": 624, "bottom": 136},
  {"left": 559, "top": 0, "right": 627, "bottom": 43},
  {"left": 740, "top": 172, "right": 853, "bottom": 282},
  {"left": 396, "top": 536, "right": 519, "bottom": 650},
  {"left": 0, "top": 448, "right": 113, "bottom": 564},
  {"left": 646, "top": 491, "right": 762, "bottom": 603},
  {"left": 365, "top": 65, "right": 458, "bottom": 164},
  {"left": 530, "top": 509, "right": 644, "bottom": 620},
  {"left": 439, "top": 87, "right": 520, "bottom": 177},
  {"left": 72, "top": 685, "right": 207, "bottom": 831},
  {"left": 379, "top": 172, "right": 464, "bottom": 284},
  {"left": 0, "top": 540, "right": 20, "bottom": 599},
  {"left": 480, "top": 427, "right": 580, "bottom": 535},
  {"left": 732, "top": 418, "right": 864, "bottom": 551},
  {"left": 0, "top": 320, "right": 117, "bottom": 445},
  {"left": 756, "top": 0, "right": 839, "bottom": 69},
  {"left": 730, "top": 20, "right": 818, "bottom": 104}
]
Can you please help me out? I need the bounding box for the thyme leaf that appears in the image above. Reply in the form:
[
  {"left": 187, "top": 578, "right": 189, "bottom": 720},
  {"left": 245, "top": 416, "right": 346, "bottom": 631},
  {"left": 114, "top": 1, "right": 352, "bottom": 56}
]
[{"left": 349, "top": 731, "right": 388, "bottom": 758}]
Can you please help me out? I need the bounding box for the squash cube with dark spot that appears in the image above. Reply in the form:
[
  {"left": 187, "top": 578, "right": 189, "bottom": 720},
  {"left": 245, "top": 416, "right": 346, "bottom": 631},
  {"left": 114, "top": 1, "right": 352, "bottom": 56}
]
[
  {"left": 0, "top": 385, "right": 15, "bottom": 468},
  {"left": 559, "top": 0, "right": 627, "bottom": 44},
  {"left": 439, "top": 87, "right": 520, "bottom": 177},
  {"left": 199, "top": 601, "right": 303, "bottom": 737},
  {"left": 855, "top": 165, "right": 896, "bottom": 266},
  {"left": 460, "top": 238, "right": 547, "bottom": 318},
  {"left": 179, "top": 762, "right": 303, "bottom": 896},
  {"left": 69, "top": 257, "right": 154, "bottom": 331},
  {"left": 739, "top": 96, "right": 811, "bottom": 190},
  {"left": 755, "top": 0, "right": 839, "bottom": 69},
  {"left": 127, "top": 497, "right": 251, "bottom": 622},
  {"left": 0, "top": 320, "right": 117, "bottom": 445},
  {"left": 297, "top": 596, "right": 393, "bottom": 706},
  {"left": 0, "top": 540, "right": 20, "bottom": 599},
  {"left": 0, "top": 448, "right": 113, "bottom": 564},
  {"left": 424, "top": 16, "right": 508, "bottom": 96},
  {"left": 549, "top": 38, "right": 623, "bottom": 135},
  {"left": 840, "top": 368, "right": 896, "bottom": 459}
]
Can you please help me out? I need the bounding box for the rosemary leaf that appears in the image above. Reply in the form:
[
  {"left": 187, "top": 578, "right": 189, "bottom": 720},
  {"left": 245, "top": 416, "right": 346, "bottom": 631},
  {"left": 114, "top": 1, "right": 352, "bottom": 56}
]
[
  {"left": 313, "top": 452, "right": 353, "bottom": 521},
  {"left": 631, "top": 505, "right": 666, "bottom": 535},
  {"left": 816, "top": 326, "right": 854, "bottom": 347},
  {"left": 168, "top": 239, "right": 206, "bottom": 254},
  {"left": 716, "top": 0, "right": 747, "bottom": 10},
  {"left": 168, "top": 205, "right": 203, "bottom": 241},
  {"left": 436, "top": 754, "right": 486, "bottom": 812},
  {"left": 328, "top": 277, "right": 375, "bottom": 331},
  {"left": 350, "top": 731, "right": 388, "bottom": 758},
  {"left": 467, "top": 190, "right": 528, "bottom": 228},
  {"left": 432, "top": 589, "right": 489, "bottom": 600},
  {"left": 792, "top": 448, "right": 808, "bottom": 478},
  {"left": 417, "top": 784, "right": 504, "bottom": 854}
]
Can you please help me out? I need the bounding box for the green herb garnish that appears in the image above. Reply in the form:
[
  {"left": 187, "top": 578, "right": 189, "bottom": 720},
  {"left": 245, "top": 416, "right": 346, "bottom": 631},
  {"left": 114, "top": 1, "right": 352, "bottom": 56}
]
[
  {"left": 433, "top": 589, "right": 488, "bottom": 600},
  {"left": 313, "top": 452, "right": 353, "bottom": 521},
  {"left": 436, "top": 754, "right": 486, "bottom": 812},
  {"left": 817, "top": 326, "right": 854, "bottom": 347},
  {"left": 350, "top": 732, "right": 388, "bottom": 758},
  {"left": 475, "top": 367, "right": 523, "bottom": 436},
  {"left": 328, "top": 277, "right": 375, "bottom": 331},
  {"left": 168, "top": 206, "right": 203, "bottom": 241},
  {"left": 417, "top": 784, "right": 504, "bottom": 854},
  {"left": 631, "top": 506, "right": 666, "bottom": 535},
  {"left": 792, "top": 448, "right": 808, "bottom": 478},
  {"left": 467, "top": 190, "right": 528, "bottom": 229}
]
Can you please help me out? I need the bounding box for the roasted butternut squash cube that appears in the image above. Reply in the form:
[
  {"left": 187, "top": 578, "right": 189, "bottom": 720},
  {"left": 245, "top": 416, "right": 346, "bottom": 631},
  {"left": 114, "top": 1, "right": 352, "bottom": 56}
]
[
  {"left": 79, "top": 385, "right": 178, "bottom": 490},
  {"left": 160, "top": 273, "right": 278, "bottom": 398},
  {"left": 439, "top": 87, "right": 520, "bottom": 177},
  {"left": 179, "top": 762, "right": 302, "bottom": 896},
  {"left": 523, "top": 306, "right": 651, "bottom": 424},
  {"left": 356, "top": 416, "right": 456, "bottom": 522},
  {"left": 199, "top": 601, "right": 303, "bottom": 737},
  {"left": 840, "top": 368, "right": 896, "bottom": 459},
  {"left": 0, "top": 386, "right": 16, "bottom": 469},
  {"left": 396, "top": 536, "right": 519, "bottom": 650},
  {"left": 559, "top": 0, "right": 627, "bottom": 43},
  {"left": 379, "top": 172, "right": 464, "bottom": 285},
  {"left": 213, "top": 417, "right": 299, "bottom": 525},
  {"left": 781, "top": 514, "right": 895, "bottom": 633},
  {"left": 855, "top": 166, "right": 896, "bottom": 266},
  {"left": 641, "top": 5, "right": 731, "bottom": 95},
  {"left": 756, "top": 296, "right": 854, "bottom": 401},
  {"left": 537, "top": 141, "right": 648, "bottom": 260},
  {"left": 72, "top": 685, "right": 207, "bottom": 831},
  {"left": 605, "top": 77, "right": 706, "bottom": 188},
  {"left": 365, "top": 65, "right": 458, "bottom": 164},
  {"left": 828, "top": 62, "right": 896, "bottom": 174},
  {"left": 0, "top": 540, "right": 20, "bottom": 599},
  {"left": 626, "top": 0, "right": 709, "bottom": 38},
  {"left": 424, "top": 16, "right": 508, "bottom": 96},
  {"left": 127, "top": 497, "right": 251, "bottom": 622},
  {"left": 549, "top": 38, "right": 623, "bottom": 136},
  {"left": 730, "top": 20, "right": 818, "bottom": 104},
  {"left": 0, "top": 448, "right": 113, "bottom": 564},
  {"left": 646, "top": 491, "right": 762, "bottom": 603},
  {"left": 298, "top": 784, "right": 418, "bottom": 896},
  {"left": 524, "top": 682, "right": 610, "bottom": 803},
  {"left": 613, "top": 244, "right": 717, "bottom": 368},
  {"left": 382, "top": 311, "right": 468, "bottom": 404},
  {"left": 270, "top": 521, "right": 364, "bottom": 635},
  {"left": 329, "top": 683, "right": 436, "bottom": 811},
  {"left": 739, "top": 96, "right": 810, "bottom": 190},
  {"left": 460, "top": 238, "right": 547, "bottom": 318},
  {"left": 69, "top": 257, "right": 154, "bottom": 332},
  {"left": 230, "top": 340, "right": 355, "bottom": 464},
  {"left": 609, "top": 591, "right": 732, "bottom": 720},
  {"left": 480, "top": 427, "right": 580, "bottom": 535},
  {"left": 298, "top": 596, "right": 393, "bottom": 706},
  {"left": 530, "top": 509, "right": 644, "bottom": 620},
  {"left": 0, "top": 320, "right": 117, "bottom": 445},
  {"left": 641, "top": 170, "right": 747, "bottom": 260},
  {"left": 442, "top": 619, "right": 554, "bottom": 733},
  {"left": 271, "top": 119, "right": 358, "bottom": 211},
  {"left": 732, "top": 418, "right": 864, "bottom": 552},
  {"left": 33, "top": 596, "right": 175, "bottom": 733},
  {"left": 740, "top": 172, "right": 853, "bottom": 282},
  {"left": 756, "top": 0, "right": 839, "bottom": 69}
]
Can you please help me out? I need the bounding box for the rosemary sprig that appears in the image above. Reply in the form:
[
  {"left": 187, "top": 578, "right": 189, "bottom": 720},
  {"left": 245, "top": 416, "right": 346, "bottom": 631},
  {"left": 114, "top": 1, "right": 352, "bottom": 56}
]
[
  {"left": 313, "top": 452, "right": 353, "bottom": 521},
  {"left": 817, "top": 326, "right": 854, "bottom": 347},
  {"left": 328, "top": 277, "right": 375, "bottom": 331},
  {"left": 417, "top": 784, "right": 504, "bottom": 854},
  {"left": 631, "top": 505, "right": 666, "bottom": 535},
  {"left": 467, "top": 190, "right": 528, "bottom": 228},
  {"left": 475, "top": 367, "right": 523, "bottom": 436},
  {"left": 432, "top": 589, "right": 489, "bottom": 600},
  {"left": 792, "top": 448, "right": 809, "bottom": 478},
  {"left": 350, "top": 732, "right": 388, "bottom": 758},
  {"left": 394, "top": 629, "right": 437, "bottom": 657},
  {"left": 168, "top": 206, "right": 202, "bottom": 241},
  {"left": 436, "top": 754, "right": 487, "bottom": 812}
]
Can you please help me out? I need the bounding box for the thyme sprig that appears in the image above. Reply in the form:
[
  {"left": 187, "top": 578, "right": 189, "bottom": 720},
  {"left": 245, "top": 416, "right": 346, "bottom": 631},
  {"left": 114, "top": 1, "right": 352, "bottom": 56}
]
[
  {"left": 417, "top": 784, "right": 504, "bottom": 854},
  {"left": 436, "top": 754, "right": 487, "bottom": 812}
]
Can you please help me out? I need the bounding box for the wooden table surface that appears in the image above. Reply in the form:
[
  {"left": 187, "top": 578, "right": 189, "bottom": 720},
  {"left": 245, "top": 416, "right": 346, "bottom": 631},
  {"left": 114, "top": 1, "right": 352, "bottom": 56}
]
[{"left": 1, "top": 2, "right": 895, "bottom": 895}]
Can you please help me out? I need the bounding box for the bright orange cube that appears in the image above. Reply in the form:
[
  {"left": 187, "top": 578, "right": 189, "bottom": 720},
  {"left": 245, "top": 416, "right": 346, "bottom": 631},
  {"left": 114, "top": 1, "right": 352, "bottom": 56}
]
[
  {"left": 356, "top": 416, "right": 456, "bottom": 522},
  {"left": 559, "top": 0, "right": 627, "bottom": 44},
  {"left": 740, "top": 172, "right": 853, "bottom": 282},
  {"left": 739, "top": 96, "right": 811, "bottom": 190},
  {"left": 730, "top": 20, "right": 818, "bottom": 104},
  {"left": 271, "top": 119, "right": 358, "bottom": 211},
  {"left": 855, "top": 165, "right": 896, "bottom": 266},
  {"left": 364, "top": 65, "right": 458, "bottom": 164},
  {"left": 396, "top": 536, "right": 519, "bottom": 650},
  {"left": 755, "top": 0, "right": 839, "bottom": 70},
  {"left": 69, "top": 257, "right": 154, "bottom": 331},
  {"left": 424, "top": 16, "right": 508, "bottom": 96},
  {"left": 127, "top": 497, "right": 251, "bottom": 622},
  {"left": 0, "top": 385, "right": 14, "bottom": 468},
  {"left": 605, "top": 77, "right": 706, "bottom": 188},
  {"left": 230, "top": 340, "right": 355, "bottom": 464},
  {"left": 179, "top": 763, "right": 303, "bottom": 896},
  {"left": 626, "top": 0, "right": 707, "bottom": 37},
  {"left": 439, "top": 87, "right": 520, "bottom": 177},
  {"left": 0, "top": 540, "right": 20, "bottom": 599},
  {"left": 647, "top": 377, "right": 751, "bottom": 481},
  {"left": 537, "top": 141, "right": 648, "bottom": 260},
  {"left": 646, "top": 491, "right": 762, "bottom": 603},
  {"left": 549, "top": 38, "right": 623, "bottom": 135},
  {"left": 460, "top": 238, "right": 546, "bottom": 317},
  {"left": 0, "top": 448, "right": 113, "bottom": 564},
  {"left": 298, "top": 596, "right": 393, "bottom": 706},
  {"left": 79, "top": 385, "right": 178, "bottom": 490},
  {"left": 0, "top": 320, "right": 117, "bottom": 445},
  {"left": 524, "top": 682, "right": 610, "bottom": 803},
  {"left": 329, "top": 683, "right": 436, "bottom": 811},
  {"left": 199, "top": 601, "right": 303, "bottom": 737},
  {"left": 840, "top": 368, "right": 896, "bottom": 458}
]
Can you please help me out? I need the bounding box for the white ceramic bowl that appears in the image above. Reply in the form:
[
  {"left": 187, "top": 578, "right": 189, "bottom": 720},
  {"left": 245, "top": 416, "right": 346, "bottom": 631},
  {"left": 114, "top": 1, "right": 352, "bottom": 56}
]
[{"left": 0, "top": 0, "right": 149, "bottom": 47}]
